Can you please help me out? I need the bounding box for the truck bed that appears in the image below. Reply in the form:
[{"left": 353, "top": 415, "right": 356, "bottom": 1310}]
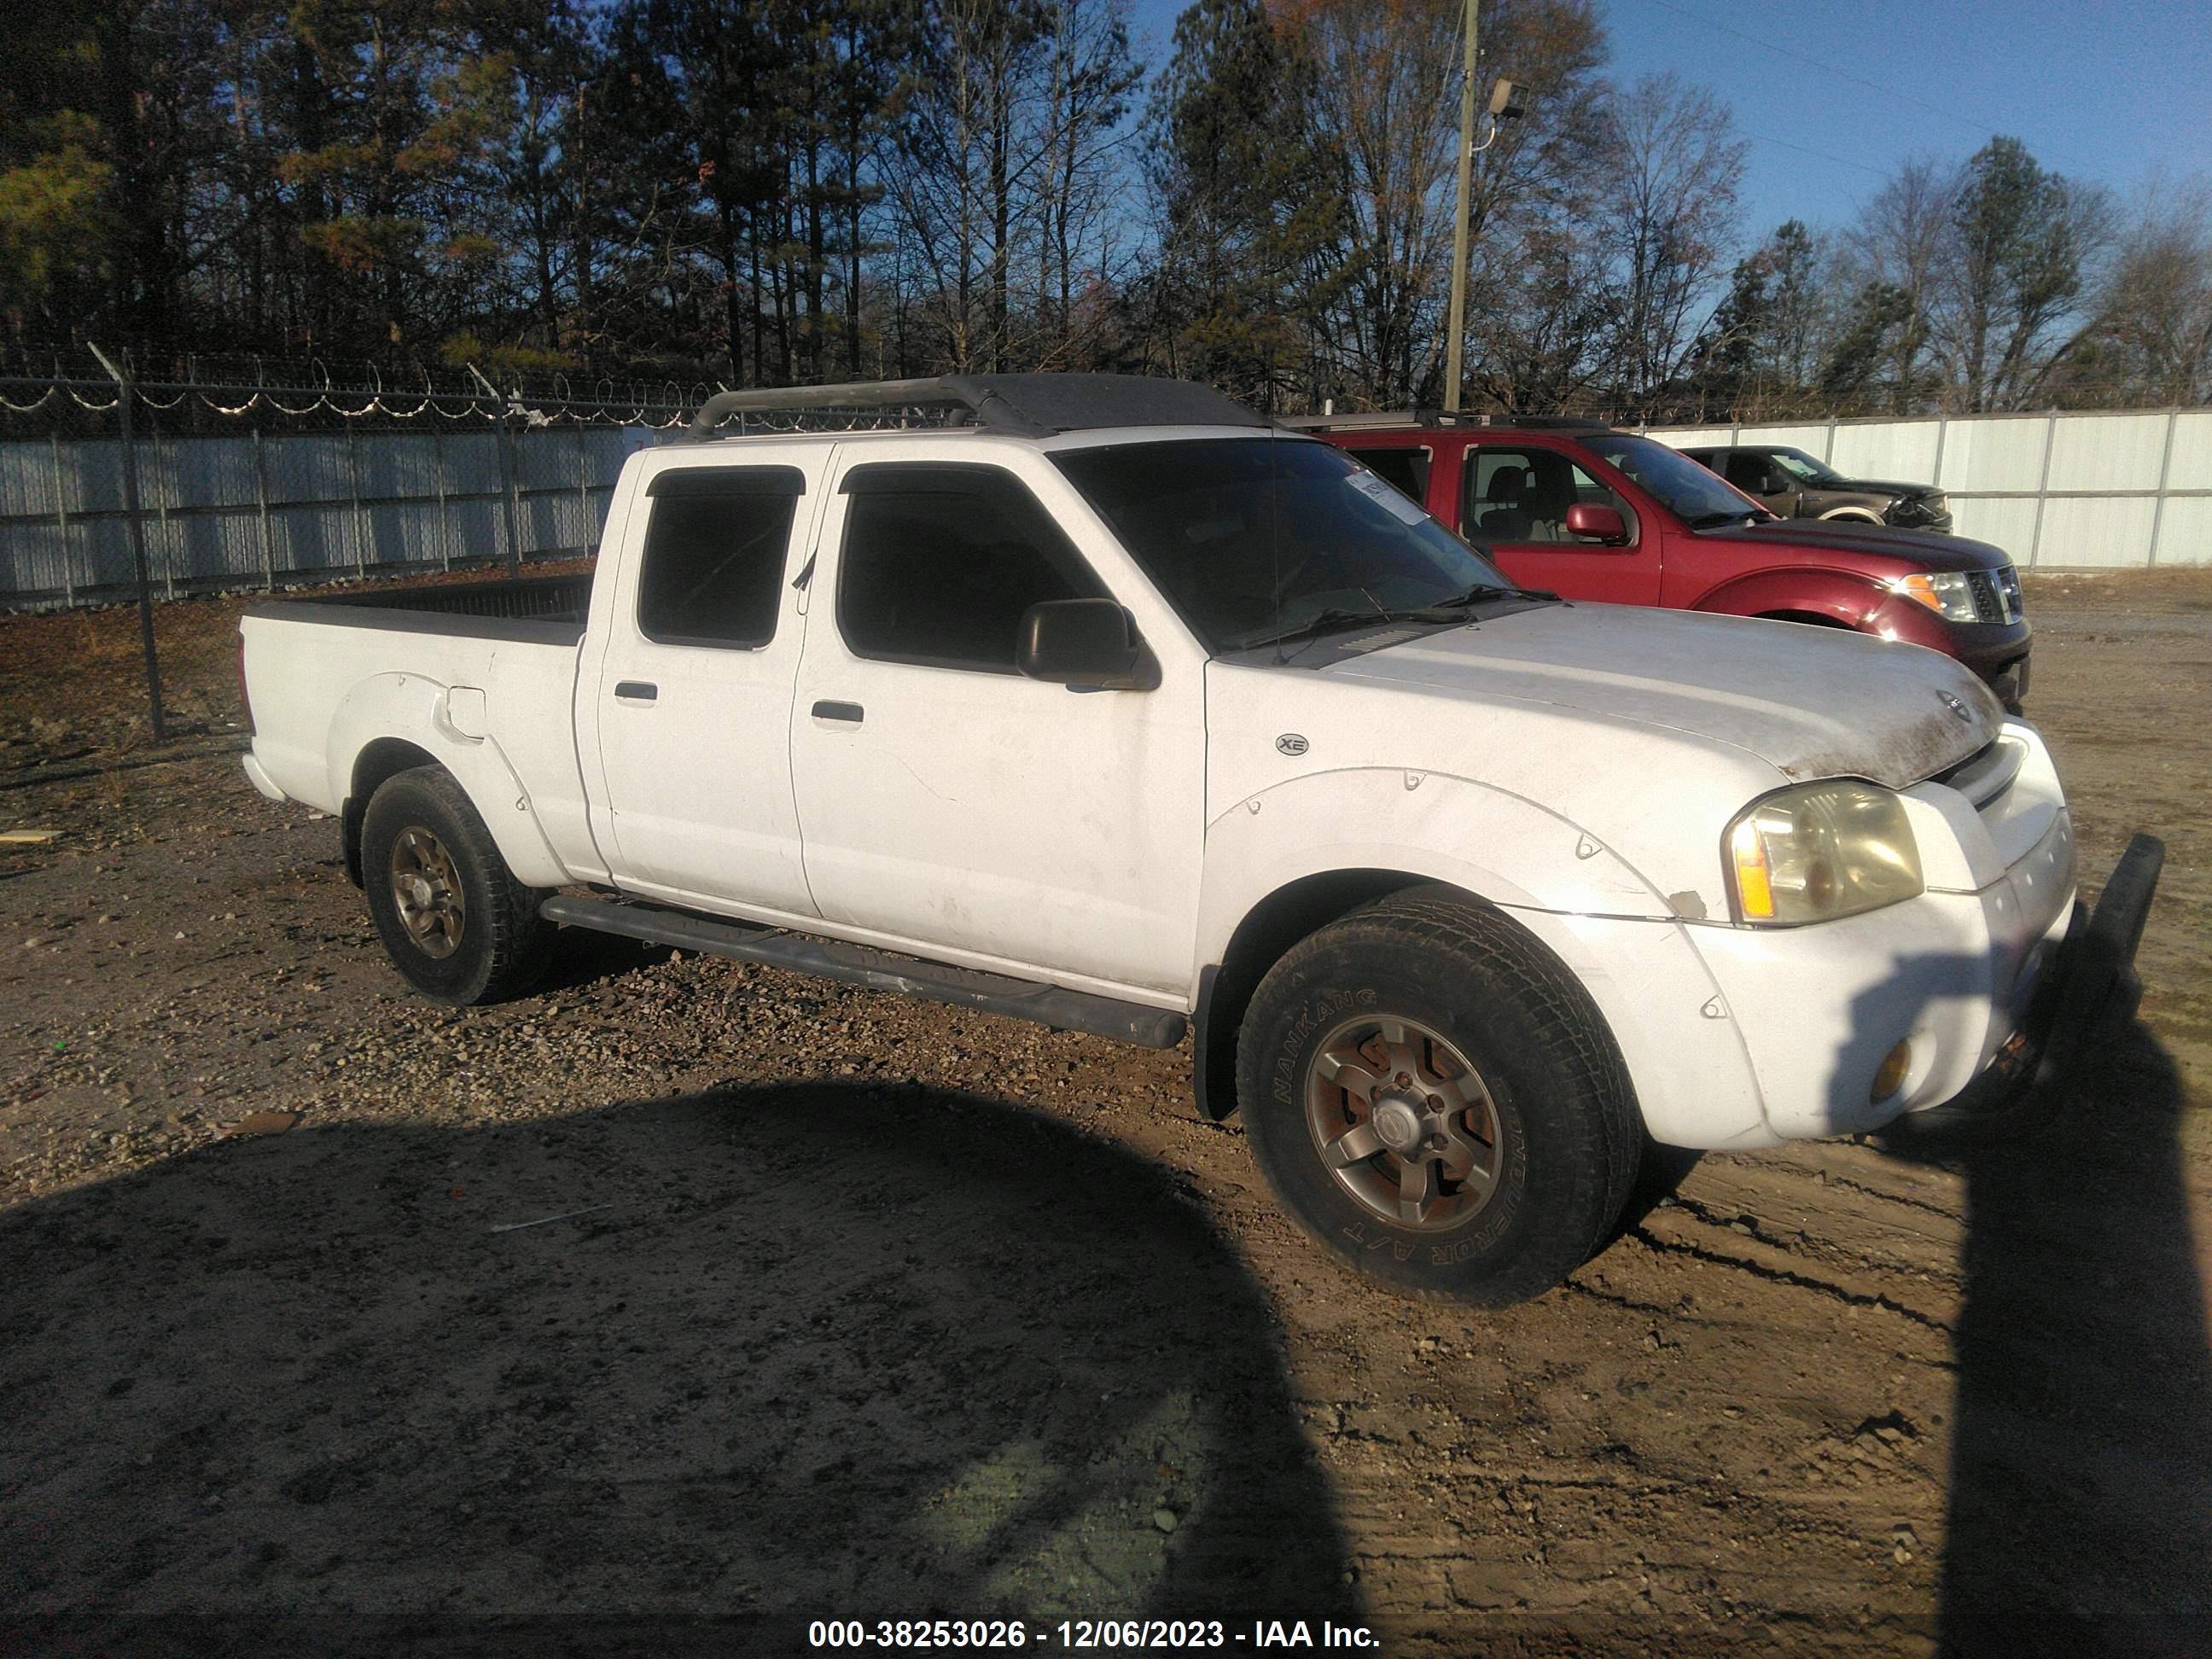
[
  {"left": 249, "top": 573, "right": 591, "bottom": 645},
  {"left": 240, "top": 570, "right": 598, "bottom": 885}
]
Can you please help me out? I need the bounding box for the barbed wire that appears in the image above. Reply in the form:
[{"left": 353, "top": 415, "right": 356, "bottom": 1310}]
[
  {"left": 0, "top": 364, "right": 1093, "bottom": 439},
  {"left": 0, "top": 373, "right": 703, "bottom": 434},
  {"left": 0, "top": 345, "right": 731, "bottom": 434},
  {"left": 3, "top": 346, "right": 2199, "bottom": 434}
]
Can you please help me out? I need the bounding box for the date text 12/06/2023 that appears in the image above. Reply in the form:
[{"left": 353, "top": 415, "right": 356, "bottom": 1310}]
[{"left": 806, "top": 1618, "right": 1381, "bottom": 1649}]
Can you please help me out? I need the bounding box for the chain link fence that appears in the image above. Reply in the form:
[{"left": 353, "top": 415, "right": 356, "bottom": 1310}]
[{"left": 0, "top": 359, "right": 711, "bottom": 609}]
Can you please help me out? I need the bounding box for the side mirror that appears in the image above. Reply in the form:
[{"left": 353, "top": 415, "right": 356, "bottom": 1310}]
[
  {"left": 1564, "top": 503, "right": 1627, "bottom": 544},
  {"left": 1017, "top": 598, "right": 1154, "bottom": 690},
  {"left": 1762, "top": 470, "right": 1790, "bottom": 496}
]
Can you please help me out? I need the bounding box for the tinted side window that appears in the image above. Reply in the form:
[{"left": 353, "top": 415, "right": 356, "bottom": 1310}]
[
  {"left": 838, "top": 466, "right": 1103, "bottom": 672},
  {"left": 636, "top": 469, "right": 804, "bottom": 648},
  {"left": 1354, "top": 446, "right": 1431, "bottom": 504},
  {"left": 1725, "top": 452, "right": 1772, "bottom": 492}
]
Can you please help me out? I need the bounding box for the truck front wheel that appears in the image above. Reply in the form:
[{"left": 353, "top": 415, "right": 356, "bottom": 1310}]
[
  {"left": 360, "top": 765, "right": 553, "bottom": 1005},
  {"left": 1236, "top": 888, "right": 1640, "bottom": 1306}
]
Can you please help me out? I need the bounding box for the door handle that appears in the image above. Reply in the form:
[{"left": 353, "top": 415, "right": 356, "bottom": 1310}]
[
  {"left": 812, "top": 700, "right": 864, "bottom": 724},
  {"left": 614, "top": 680, "right": 658, "bottom": 701}
]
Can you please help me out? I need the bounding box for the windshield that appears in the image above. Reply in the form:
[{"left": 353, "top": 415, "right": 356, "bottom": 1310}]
[
  {"left": 1770, "top": 446, "right": 1844, "bottom": 486},
  {"left": 1051, "top": 438, "right": 1520, "bottom": 652},
  {"left": 1583, "top": 433, "right": 1769, "bottom": 527}
]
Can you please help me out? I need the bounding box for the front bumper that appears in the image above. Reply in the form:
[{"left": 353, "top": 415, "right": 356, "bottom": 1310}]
[
  {"left": 1889, "top": 832, "right": 2163, "bottom": 1138},
  {"left": 1872, "top": 599, "right": 2031, "bottom": 707}
]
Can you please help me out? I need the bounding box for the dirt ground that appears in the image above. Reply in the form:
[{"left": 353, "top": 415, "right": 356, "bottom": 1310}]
[{"left": 2, "top": 569, "right": 2207, "bottom": 1656}]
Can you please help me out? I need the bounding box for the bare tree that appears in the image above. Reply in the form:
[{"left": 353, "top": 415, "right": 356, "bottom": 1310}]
[
  {"left": 1029, "top": 0, "right": 1144, "bottom": 367},
  {"left": 1428, "top": 0, "right": 1613, "bottom": 410},
  {"left": 883, "top": 2, "right": 1027, "bottom": 371},
  {"left": 1290, "top": 0, "right": 1462, "bottom": 406},
  {"left": 1593, "top": 71, "right": 1746, "bottom": 416},
  {"left": 882, "top": 0, "right": 1138, "bottom": 375},
  {"left": 1839, "top": 156, "right": 1958, "bottom": 412},
  {"left": 2067, "top": 178, "right": 2212, "bottom": 406},
  {"left": 1464, "top": 218, "right": 1616, "bottom": 413}
]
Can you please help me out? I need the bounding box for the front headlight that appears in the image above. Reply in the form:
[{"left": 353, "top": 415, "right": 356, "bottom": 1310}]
[
  {"left": 1725, "top": 780, "right": 1924, "bottom": 925},
  {"left": 1893, "top": 570, "right": 1978, "bottom": 622},
  {"left": 1887, "top": 495, "right": 1933, "bottom": 524},
  {"left": 1994, "top": 562, "right": 2023, "bottom": 621}
]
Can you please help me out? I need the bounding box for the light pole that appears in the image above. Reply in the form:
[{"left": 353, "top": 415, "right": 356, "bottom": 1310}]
[
  {"left": 1442, "top": 3, "right": 1528, "bottom": 413},
  {"left": 1443, "top": 0, "right": 1480, "bottom": 413}
]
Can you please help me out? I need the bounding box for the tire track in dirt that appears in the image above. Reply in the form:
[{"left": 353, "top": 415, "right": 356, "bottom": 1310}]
[{"left": 4, "top": 573, "right": 2209, "bottom": 1651}]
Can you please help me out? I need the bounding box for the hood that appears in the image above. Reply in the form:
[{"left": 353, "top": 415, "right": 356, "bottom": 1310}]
[
  {"left": 1834, "top": 476, "right": 1941, "bottom": 500},
  {"left": 1326, "top": 602, "right": 2002, "bottom": 789},
  {"left": 1701, "top": 517, "right": 2000, "bottom": 573}
]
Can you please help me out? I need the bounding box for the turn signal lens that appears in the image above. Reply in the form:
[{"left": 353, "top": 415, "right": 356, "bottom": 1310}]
[
  {"left": 1871, "top": 1040, "right": 1912, "bottom": 1103},
  {"left": 1729, "top": 817, "right": 1774, "bottom": 921}
]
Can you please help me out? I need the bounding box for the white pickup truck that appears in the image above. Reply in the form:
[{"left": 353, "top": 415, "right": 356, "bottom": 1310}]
[{"left": 239, "top": 373, "right": 2161, "bottom": 1305}]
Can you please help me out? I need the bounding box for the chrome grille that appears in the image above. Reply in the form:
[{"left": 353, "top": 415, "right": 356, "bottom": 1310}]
[
  {"left": 1964, "top": 564, "right": 2023, "bottom": 624},
  {"left": 1966, "top": 571, "right": 2001, "bottom": 622}
]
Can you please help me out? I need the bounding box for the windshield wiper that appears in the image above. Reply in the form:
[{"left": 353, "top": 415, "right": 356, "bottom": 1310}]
[
  {"left": 1687, "top": 509, "right": 1765, "bottom": 529},
  {"left": 1418, "top": 580, "right": 1561, "bottom": 609},
  {"left": 1231, "top": 584, "right": 1563, "bottom": 652},
  {"left": 1229, "top": 608, "right": 1407, "bottom": 651}
]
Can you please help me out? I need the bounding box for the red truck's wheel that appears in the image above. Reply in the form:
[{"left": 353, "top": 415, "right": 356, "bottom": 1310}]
[
  {"left": 360, "top": 766, "right": 552, "bottom": 1005},
  {"left": 1236, "top": 888, "right": 1640, "bottom": 1306}
]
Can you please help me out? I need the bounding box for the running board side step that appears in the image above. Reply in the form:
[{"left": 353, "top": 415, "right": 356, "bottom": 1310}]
[{"left": 538, "top": 895, "right": 1189, "bottom": 1049}]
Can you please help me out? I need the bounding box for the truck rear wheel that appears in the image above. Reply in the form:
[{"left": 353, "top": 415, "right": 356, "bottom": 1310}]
[
  {"left": 1236, "top": 888, "right": 1640, "bottom": 1306},
  {"left": 360, "top": 765, "right": 552, "bottom": 1005}
]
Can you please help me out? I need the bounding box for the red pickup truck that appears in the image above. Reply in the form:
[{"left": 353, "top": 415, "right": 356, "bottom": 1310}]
[{"left": 1301, "top": 415, "right": 2031, "bottom": 707}]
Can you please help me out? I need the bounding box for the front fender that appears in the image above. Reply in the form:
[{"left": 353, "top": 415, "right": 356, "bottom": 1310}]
[
  {"left": 1193, "top": 767, "right": 1674, "bottom": 975},
  {"left": 1191, "top": 770, "right": 1772, "bottom": 1149},
  {"left": 1691, "top": 568, "right": 1883, "bottom": 627},
  {"left": 323, "top": 672, "right": 571, "bottom": 888}
]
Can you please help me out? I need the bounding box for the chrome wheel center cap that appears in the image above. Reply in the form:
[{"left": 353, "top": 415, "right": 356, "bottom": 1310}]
[
  {"left": 409, "top": 876, "right": 435, "bottom": 907},
  {"left": 1372, "top": 1096, "right": 1426, "bottom": 1154}
]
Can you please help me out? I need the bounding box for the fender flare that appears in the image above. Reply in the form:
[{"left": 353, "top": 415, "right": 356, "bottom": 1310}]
[
  {"left": 1195, "top": 767, "right": 1675, "bottom": 973},
  {"left": 323, "top": 673, "right": 571, "bottom": 889},
  {"left": 1184, "top": 770, "right": 1762, "bottom": 1136}
]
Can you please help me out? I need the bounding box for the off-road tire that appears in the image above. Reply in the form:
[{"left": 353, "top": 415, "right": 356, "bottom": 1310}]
[
  {"left": 1237, "top": 886, "right": 1641, "bottom": 1306},
  {"left": 360, "top": 765, "right": 553, "bottom": 1005}
]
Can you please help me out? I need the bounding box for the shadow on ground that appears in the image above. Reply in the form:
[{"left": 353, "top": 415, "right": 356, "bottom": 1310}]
[
  {"left": 1889, "top": 1020, "right": 2211, "bottom": 1655},
  {"left": 0, "top": 1081, "right": 1359, "bottom": 1650}
]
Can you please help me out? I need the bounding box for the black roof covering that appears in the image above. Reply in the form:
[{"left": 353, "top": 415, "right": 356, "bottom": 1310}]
[
  {"left": 687, "top": 372, "right": 1264, "bottom": 440},
  {"left": 951, "top": 373, "right": 1265, "bottom": 434}
]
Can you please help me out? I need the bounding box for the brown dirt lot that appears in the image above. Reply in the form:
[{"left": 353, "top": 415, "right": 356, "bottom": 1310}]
[{"left": 2, "top": 570, "right": 2208, "bottom": 1655}]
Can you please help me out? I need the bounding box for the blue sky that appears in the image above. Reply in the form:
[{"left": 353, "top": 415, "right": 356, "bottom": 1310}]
[{"left": 1122, "top": 0, "right": 2212, "bottom": 242}]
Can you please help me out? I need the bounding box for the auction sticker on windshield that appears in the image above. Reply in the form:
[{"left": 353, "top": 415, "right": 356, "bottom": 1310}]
[{"left": 1346, "top": 469, "right": 1429, "bottom": 525}]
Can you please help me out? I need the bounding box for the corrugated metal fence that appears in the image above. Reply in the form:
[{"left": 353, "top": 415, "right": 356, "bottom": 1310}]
[
  {"left": 0, "top": 421, "right": 653, "bottom": 608},
  {"left": 8, "top": 393, "right": 2208, "bottom": 605},
  {"left": 1644, "top": 407, "right": 2212, "bottom": 568}
]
